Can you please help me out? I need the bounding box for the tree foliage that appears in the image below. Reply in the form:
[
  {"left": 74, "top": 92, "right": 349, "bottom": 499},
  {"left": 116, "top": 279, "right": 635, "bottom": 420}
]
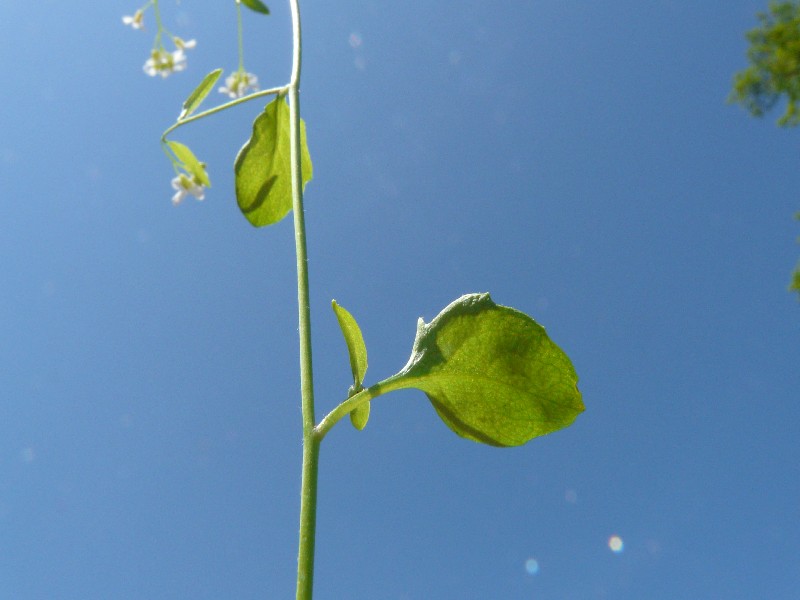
[
  {"left": 730, "top": 1, "right": 800, "bottom": 126},
  {"left": 730, "top": 1, "right": 800, "bottom": 296}
]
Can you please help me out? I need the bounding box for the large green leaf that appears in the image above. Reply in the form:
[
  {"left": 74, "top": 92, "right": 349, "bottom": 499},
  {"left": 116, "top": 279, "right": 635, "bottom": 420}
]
[
  {"left": 234, "top": 97, "right": 312, "bottom": 227},
  {"left": 332, "top": 300, "right": 370, "bottom": 430},
  {"left": 392, "top": 293, "right": 583, "bottom": 447},
  {"left": 179, "top": 68, "right": 223, "bottom": 120}
]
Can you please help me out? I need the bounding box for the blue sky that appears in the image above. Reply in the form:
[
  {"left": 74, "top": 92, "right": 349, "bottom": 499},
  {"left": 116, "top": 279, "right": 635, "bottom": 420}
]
[{"left": 1, "top": 1, "right": 798, "bottom": 598}]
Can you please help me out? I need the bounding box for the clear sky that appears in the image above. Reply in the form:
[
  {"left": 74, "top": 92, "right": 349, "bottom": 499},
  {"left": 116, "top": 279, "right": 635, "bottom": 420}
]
[{"left": 1, "top": 1, "right": 798, "bottom": 598}]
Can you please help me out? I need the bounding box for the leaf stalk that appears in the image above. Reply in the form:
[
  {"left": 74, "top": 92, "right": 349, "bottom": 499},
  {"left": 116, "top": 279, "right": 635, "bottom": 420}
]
[
  {"left": 314, "top": 374, "right": 412, "bottom": 440},
  {"left": 160, "top": 85, "right": 287, "bottom": 141}
]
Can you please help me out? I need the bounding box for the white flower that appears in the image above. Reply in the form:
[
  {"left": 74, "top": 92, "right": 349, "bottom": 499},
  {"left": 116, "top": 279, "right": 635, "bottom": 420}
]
[
  {"left": 143, "top": 48, "right": 187, "bottom": 78},
  {"left": 173, "top": 37, "right": 197, "bottom": 50},
  {"left": 171, "top": 173, "right": 206, "bottom": 205},
  {"left": 122, "top": 10, "right": 145, "bottom": 30},
  {"left": 218, "top": 71, "right": 259, "bottom": 98}
]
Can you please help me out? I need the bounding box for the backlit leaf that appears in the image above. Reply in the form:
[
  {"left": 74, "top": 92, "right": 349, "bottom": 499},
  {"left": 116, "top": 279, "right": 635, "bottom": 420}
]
[
  {"left": 234, "top": 97, "right": 312, "bottom": 227},
  {"left": 391, "top": 293, "right": 583, "bottom": 447},
  {"left": 349, "top": 401, "right": 370, "bottom": 431},
  {"left": 332, "top": 300, "right": 370, "bottom": 431},
  {"left": 332, "top": 300, "right": 368, "bottom": 389},
  {"left": 179, "top": 68, "right": 223, "bottom": 120},
  {"left": 166, "top": 140, "right": 211, "bottom": 187},
  {"left": 240, "top": 0, "right": 270, "bottom": 15}
]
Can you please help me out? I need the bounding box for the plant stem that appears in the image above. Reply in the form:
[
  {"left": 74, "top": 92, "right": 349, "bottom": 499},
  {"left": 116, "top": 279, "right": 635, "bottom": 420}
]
[
  {"left": 287, "top": 0, "right": 318, "bottom": 599},
  {"left": 236, "top": 0, "right": 246, "bottom": 72},
  {"left": 160, "top": 85, "right": 287, "bottom": 141},
  {"left": 295, "top": 433, "right": 319, "bottom": 600},
  {"left": 315, "top": 375, "right": 408, "bottom": 441},
  {"left": 152, "top": 0, "right": 164, "bottom": 45}
]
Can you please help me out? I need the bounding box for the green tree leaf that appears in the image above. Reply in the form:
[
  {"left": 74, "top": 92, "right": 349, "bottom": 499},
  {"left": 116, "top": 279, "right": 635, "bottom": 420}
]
[
  {"left": 234, "top": 97, "right": 312, "bottom": 227},
  {"left": 166, "top": 140, "right": 211, "bottom": 187},
  {"left": 240, "top": 0, "right": 270, "bottom": 15},
  {"left": 392, "top": 293, "right": 583, "bottom": 447},
  {"left": 179, "top": 68, "right": 223, "bottom": 120}
]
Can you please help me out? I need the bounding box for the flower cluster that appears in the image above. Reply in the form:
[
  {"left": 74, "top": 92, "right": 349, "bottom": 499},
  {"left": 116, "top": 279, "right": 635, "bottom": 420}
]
[
  {"left": 124, "top": 1, "right": 267, "bottom": 204},
  {"left": 123, "top": 4, "right": 196, "bottom": 78},
  {"left": 218, "top": 70, "right": 260, "bottom": 98},
  {"left": 143, "top": 48, "right": 187, "bottom": 78},
  {"left": 171, "top": 172, "right": 206, "bottom": 206},
  {"left": 164, "top": 139, "right": 211, "bottom": 207}
]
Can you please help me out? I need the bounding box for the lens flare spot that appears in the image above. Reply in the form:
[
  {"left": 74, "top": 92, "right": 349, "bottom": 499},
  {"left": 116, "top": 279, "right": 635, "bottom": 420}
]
[
  {"left": 608, "top": 535, "right": 624, "bottom": 553},
  {"left": 525, "top": 558, "right": 539, "bottom": 575},
  {"left": 348, "top": 33, "right": 362, "bottom": 48}
]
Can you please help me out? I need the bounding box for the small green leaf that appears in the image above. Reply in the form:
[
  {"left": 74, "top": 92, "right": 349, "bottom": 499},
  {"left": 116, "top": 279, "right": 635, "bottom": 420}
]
[
  {"left": 179, "top": 68, "right": 223, "bottom": 120},
  {"left": 166, "top": 140, "right": 211, "bottom": 187},
  {"left": 349, "top": 401, "right": 370, "bottom": 431},
  {"left": 240, "top": 0, "right": 270, "bottom": 15},
  {"left": 333, "top": 300, "right": 371, "bottom": 431},
  {"left": 234, "top": 97, "right": 312, "bottom": 227},
  {"left": 394, "top": 293, "right": 583, "bottom": 447},
  {"left": 332, "top": 300, "right": 368, "bottom": 389}
]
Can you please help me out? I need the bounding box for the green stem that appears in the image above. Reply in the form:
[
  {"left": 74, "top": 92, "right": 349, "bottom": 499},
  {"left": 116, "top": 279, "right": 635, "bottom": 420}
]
[
  {"left": 236, "top": 0, "right": 245, "bottom": 72},
  {"left": 152, "top": 0, "right": 164, "bottom": 45},
  {"left": 160, "top": 85, "right": 287, "bottom": 141},
  {"left": 295, "top": 431, "right": 319, "bottom": 600},
  {"left": 287, "top": 0, "right": 318, "bottom": 599},
  {"left": 314, "top": 374, "right": 412, "bottom": 441}
]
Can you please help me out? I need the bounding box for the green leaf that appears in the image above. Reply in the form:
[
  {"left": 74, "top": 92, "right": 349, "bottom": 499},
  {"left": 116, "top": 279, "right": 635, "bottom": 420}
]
[
  {"left": 240, "top": 0, "right": 270, "bottom": 15},
  {"left": 349, "top": 401, "right": 370, "bottom": 431},
  {"left": 393, "top": 293, "right": 583, "bottom": 447},
  {"left": 332, "top": 300, "right": 370, "bottom": 431},
  {"left": 332, "top": 300, "right": 368, "bottom": 389},
  {"left": 179, "top": 68, "right": 223, "bottom": 120},
  {"left": 234, "top": 97, "right": 312, "bottom": 227},
  {"left": 166, "top": 140, "right": 211, "bottom": 187}
]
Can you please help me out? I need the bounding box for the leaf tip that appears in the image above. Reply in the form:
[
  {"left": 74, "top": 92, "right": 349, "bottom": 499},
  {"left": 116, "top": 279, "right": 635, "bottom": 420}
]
[{"left": 349, "top": 400, "right": 370, "bottom": 431}]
